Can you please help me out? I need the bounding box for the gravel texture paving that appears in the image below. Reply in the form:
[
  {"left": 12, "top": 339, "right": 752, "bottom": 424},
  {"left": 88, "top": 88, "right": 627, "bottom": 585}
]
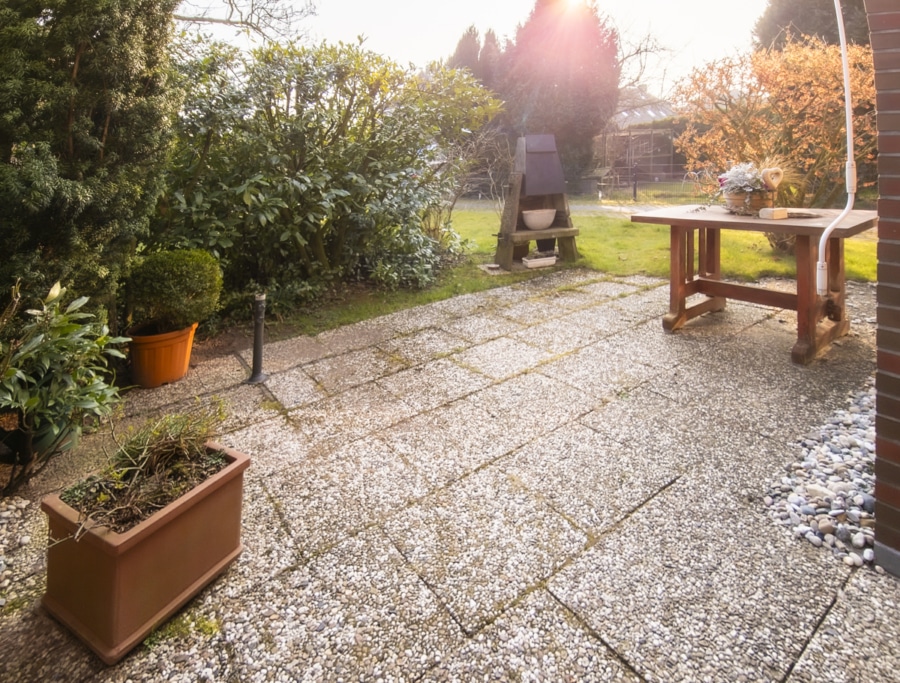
[{"left": 1, "top": 270, "right": 897, "bottom": 682}]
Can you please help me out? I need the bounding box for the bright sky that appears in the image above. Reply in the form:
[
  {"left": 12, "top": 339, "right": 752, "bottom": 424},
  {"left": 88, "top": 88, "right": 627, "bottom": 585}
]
[{"left": 304, "top": 0, "right": 772, "bottom": 94}]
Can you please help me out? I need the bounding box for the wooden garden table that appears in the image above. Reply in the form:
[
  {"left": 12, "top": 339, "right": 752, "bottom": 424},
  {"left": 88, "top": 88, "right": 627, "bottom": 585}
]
[{"left": 631, "top": 205, "right": 877, "bottom": 364}]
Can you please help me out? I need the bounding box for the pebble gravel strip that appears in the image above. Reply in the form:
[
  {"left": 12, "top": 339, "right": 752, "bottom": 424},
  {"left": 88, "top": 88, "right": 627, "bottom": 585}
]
[
  {"left": 765, "top": 376, "right": 879, "bottom": 568},
  {"left": 0, "top": 496, "right": 36, "bottom": 611}
]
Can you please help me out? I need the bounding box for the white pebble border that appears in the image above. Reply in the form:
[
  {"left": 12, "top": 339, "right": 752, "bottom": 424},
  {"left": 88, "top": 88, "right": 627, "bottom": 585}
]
[
  {"left": 0, "top": 495, "right": 33, "bottom": 609},
  {"left": 765, "top": 376, "right": 878, "bottom": 568}
]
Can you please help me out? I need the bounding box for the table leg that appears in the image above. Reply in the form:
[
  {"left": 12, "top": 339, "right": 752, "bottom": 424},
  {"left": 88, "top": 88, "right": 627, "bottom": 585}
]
[
  {"left": 664, "top": 226, "right": 688, "bottom": 331},
  {"left": 792, "top": 235, "right": 850, "bottom": 364},
  {"left": 826, "top": 236, "right": 848, "bottom": 326},
  {"left": 792, "top": 235, "right": 818, "bottom": 364},
  {"left": 700, "top": 227, "right": 726, "bottom": 312}
]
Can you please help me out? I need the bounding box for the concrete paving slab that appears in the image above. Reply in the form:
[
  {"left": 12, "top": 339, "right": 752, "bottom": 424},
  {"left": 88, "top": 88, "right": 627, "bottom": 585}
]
[
  {"left": 202, "top": 475, "right": 299, "bottom": 600},
  {"left": 2, "top": 268, "right": 897, "bottom": 682},
  {"left": 422, "top": 589, "right": 641, "bottom": 682},
  {"left": 302, "top": 346, "right": 408, "bottom": 395},
  {"left": 500, "top": 422, "right": 682, "bottom": 535},
  {"left": 196, "top": 351, "right": 248, "bottom": 386},
  {"left": 533, "top": 287, "right": 607, "bottom": 312},
  {"left": 377, "top": 304, "right": 458, "bottom": 336},
  {"left": 119, "top": 368, "right": 210, "bottom": 417},
  {"left": 471, "top": 285, "right": 534, "bottom": 308},
  {"left": 314, "top": 317, "right": 397, "bottom": 355},
  {"left": 0, "top": 606, "right": 101, "bottom": 682},
  {"left": 305, "top": 435, "right": 430, "bottom": 522},
  {"left": 549, "top": 479, "right": 851, "bottom": 683},
  {"left": 239, "top": 334, "right": 330, "bottom": 373},
  {"left": 217, "top": 527, "right": 465, "bottom": 682},
  {"left": 787, "top": 568, "right": 900, "bottom": 682},
  {"left": 537, "top": 342, "right": 660, "bottom": 401},
  {"left": 496, "top": 295, "right": 577, "bottom": 325},
  {"left": 577, "top": 279, "right": 642, "bottom": 300},
  {"left": 219, "top": 414, "right": 314, "bottom": 476},
  {"left": 439, "top": 311, "right": 525, "bottom": 345},
  {"left": 259, "top": 471, "right": 355, "bottom": 561},
  {"left": 376, "top": 327, "right": 469, "bottom": 367},
  {"left": 380, "top": 398, "right": 527, "bottom": 488},
  {"left": 452, "top": 336, "right": 554, "bottom": 380},
  {"left": 604, "top": 286, "right": 670, "bottom": 324},
  {"left": 512, "top": 306, "right": 633, "bottom": 355},
  {"left": 383, "top": 466, "right": 587, "bottom": 633},
  {"left": 515, "top": 270, "right": 602, "bottom": 292},
  {"left": 421, "top": 291, "right": 495, "bottom": 318},
  {"left": 286, "top": 383, "right": 418, "bottom": 454},
  {"left": 376, "top": 357, "right": 492, "bottom": 414},
  {"left": 196, "top": 382, "right": 278, "bottom": 432},
  {"left": 264, "top": 366, "right": 324, "bottom": 410},
  {"left": 594, "top": 318, "right": 709, "bottom": 368},
  {"left": 464, "top": 372, "right": 597, "bottom": 440}
]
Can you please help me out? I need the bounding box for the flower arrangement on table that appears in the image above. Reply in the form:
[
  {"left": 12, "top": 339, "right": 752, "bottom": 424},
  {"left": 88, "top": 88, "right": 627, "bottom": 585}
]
[
  {"left": 711, "top": 158, "right": 805, "bottom": 252},
  {"left": 691, "top": 156, "right": 799, "bottom": 217},
  {"left": 713, "top": 161, "right": 787, "bottom": 216},
  {"left": 716, "top": 162, "right": 781, "bottom": 197}
]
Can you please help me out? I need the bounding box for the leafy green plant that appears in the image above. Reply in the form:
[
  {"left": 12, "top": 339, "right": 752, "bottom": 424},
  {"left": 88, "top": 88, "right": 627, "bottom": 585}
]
[
  {"left": 0, "top": 282, "right": 128, "bottom": 495},
  {"left": 127, "top": 249, "right": 223, "bottom": 333}
]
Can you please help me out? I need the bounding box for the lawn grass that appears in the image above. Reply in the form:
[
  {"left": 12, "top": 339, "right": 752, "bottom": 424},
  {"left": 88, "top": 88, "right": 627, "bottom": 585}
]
[
  {"left": 451, "top": 203, "right": 878, "bottom": 283},
  {"left": 255, "top": 200, "right": 877, "bottom": 340}
]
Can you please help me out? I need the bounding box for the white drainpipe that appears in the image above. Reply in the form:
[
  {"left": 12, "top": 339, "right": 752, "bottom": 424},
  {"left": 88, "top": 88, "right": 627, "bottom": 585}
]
[{"left": 816, "top": 0, "right": 856, "bottom": 296}]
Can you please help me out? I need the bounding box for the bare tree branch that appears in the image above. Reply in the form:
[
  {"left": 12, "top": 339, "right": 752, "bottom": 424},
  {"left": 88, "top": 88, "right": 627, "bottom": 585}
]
[
  {"left": 617, "top": 32, "right": 666, "bottom": 91},
  {"left": 174, "top": 0, "right": 316, "bottom": 40}
]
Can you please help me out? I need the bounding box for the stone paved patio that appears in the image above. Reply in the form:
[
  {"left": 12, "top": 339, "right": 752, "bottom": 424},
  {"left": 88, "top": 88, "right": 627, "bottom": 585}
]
[{"left": 1, "top": 269, "right": 897, "bottom": 682}]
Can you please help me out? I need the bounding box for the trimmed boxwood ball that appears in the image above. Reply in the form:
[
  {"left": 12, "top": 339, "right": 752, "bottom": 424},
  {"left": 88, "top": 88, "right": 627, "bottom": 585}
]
[{"left": 128, "top": 250, "right": 223, "bottom": 334}]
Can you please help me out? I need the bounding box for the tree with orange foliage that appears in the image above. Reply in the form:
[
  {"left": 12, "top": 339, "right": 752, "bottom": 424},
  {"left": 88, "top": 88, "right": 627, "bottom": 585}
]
[{"left": 673, "top": 38, "right": 876, "bottom": 209}]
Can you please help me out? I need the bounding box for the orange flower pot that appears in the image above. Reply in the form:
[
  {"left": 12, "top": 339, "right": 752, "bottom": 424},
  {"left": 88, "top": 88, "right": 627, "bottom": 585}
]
[
  {"left": 127, "top": 322, "right": 198, "bottom": 388},
  {"left": 40, "top": 442, "right": 249, "bottom": 665}
]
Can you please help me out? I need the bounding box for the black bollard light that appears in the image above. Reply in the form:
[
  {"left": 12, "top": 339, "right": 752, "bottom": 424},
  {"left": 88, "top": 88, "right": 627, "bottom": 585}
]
[{"left": 245, "top": 292, "right": 268, "bottom": 384}]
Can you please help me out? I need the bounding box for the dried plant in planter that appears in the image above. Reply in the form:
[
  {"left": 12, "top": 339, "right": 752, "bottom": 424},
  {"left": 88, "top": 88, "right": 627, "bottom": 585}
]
[{"left": 60, "top": 403, "right": 227, "bottom": 538}]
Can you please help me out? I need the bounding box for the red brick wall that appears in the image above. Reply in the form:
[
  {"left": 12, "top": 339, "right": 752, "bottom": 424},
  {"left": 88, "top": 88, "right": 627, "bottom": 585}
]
[{"left": 867, "top": 0, "right": 900, "bottom": 576}]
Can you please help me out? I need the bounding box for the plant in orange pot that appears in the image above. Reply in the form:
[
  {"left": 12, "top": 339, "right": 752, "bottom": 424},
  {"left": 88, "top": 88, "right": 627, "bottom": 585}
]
[
  {"left": 41, "top": 403, "right": 250, "bottom": 665},
  {"left": 126, "top": 249, "right": 222, "bottom": 388}
]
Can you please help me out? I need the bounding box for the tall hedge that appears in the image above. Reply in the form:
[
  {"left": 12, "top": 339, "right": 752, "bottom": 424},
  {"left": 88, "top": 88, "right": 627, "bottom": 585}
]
[
  {"left": 0, "top": 0, "right": 181, "bottom": 312},
  {"left": 152, "top": 41, "right": 502, "bottom": 312}
]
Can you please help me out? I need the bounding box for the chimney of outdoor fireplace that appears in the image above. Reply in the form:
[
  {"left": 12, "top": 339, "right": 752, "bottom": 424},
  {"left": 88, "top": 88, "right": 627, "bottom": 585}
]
[{"left": 516, "top": 134, "right": 566, "bottom": 197}]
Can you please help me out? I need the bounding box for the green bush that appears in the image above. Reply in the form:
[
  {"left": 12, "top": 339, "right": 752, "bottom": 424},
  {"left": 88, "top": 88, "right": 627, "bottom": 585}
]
[
  {"left": 127, "top": 250, "right": 223, "bottom": 333},
  {"left": 152, "top": 41, "right": 501, "bottom": 307}
]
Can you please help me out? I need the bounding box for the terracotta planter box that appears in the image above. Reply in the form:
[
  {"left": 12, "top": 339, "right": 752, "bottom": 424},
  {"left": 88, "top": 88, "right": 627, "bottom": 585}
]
[
  {"left": 127, "top": 322, "right": 198, "bottom": 388},
  {"left": 40, "top": 442, "right": 250, "bottom": 665}
]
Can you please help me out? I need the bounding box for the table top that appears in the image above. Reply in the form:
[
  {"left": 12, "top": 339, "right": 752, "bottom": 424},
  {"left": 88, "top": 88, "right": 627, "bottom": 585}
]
[{"left": 631, "top": 205, "right": 878, "bottom": 237}]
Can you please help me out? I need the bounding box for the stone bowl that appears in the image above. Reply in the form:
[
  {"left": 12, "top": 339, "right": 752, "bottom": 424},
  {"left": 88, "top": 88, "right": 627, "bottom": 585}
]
[{"left": 521, "top": 209, "right": 556, "bottom": 230}]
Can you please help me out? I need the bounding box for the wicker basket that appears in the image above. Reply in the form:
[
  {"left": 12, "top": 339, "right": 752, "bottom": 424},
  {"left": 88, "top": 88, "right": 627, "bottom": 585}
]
[{"left": 723, "top": 191, "right": 774, "bottom": 216}]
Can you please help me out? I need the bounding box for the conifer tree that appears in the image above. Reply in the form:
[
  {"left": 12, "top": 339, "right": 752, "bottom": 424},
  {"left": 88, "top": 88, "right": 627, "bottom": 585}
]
[
  {"left": 448, "top": 24, "right": 481, "bottom": 75},
  {"left": 0, "top": 0, "right": 181, "bottom": 310},
  {"left": 754, "top": 0, "right": 868, "bottom": 50},
  {"left": 499, "top": 0, "right": 620, "bottom": 178}
]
